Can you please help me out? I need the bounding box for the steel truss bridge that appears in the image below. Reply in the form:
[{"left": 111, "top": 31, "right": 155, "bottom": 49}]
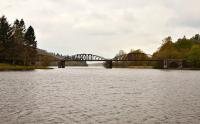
[
  {"left": 64, "top": 53, "right": 160, "bottom": 62},
  {"left": 57, "top": 53, "right": 183, "bottom": 69},
  {"left": 56, "top": 53, "right": 164, "bottom": 68}
]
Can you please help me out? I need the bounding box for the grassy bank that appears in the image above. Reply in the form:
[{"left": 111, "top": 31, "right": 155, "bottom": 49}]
[{"left": 0, "top": 63, "right": 53, "bottom": 71}]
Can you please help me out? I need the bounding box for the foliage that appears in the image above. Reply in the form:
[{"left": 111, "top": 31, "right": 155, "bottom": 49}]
[
  {"left": 187, "top": 45, "right": 200, "bottom": 68},
  {"left": 0, "top": 15, "right": 12, "bottom": 60},
  {"left": 115, "top": 50, "right": 126, "bottom": 57},
  {"left": 114, "top": 34, "right": 200, "bottom": 68},
  {"left": 153, "top": 36, "right": 181, "bottom": 59},
  {"left": 128, "top": 49, "right": 149, "bottom": 66},
  {"left": 0, "top": 15, "right": 37, "bottom": 65},
  {"left": 113, "top": 49, "right": 150, "bottom": 67},
  {"left": 191, "top": 34, "right": 200, "bottom": 44},
  {"left": 153, "top": 34, "right": 200, "bottom": 68}
]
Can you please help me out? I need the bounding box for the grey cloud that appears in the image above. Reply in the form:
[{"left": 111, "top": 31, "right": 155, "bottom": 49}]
[
  {"left": 0, "top": 0, "right": 200, "bottom": 57},
  {"left": 170, "top": 17, "right": 200, "bottom": 28}
]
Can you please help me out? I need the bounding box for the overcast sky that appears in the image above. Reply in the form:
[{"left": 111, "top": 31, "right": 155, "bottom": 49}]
[{"left": 0, "top": 0, "right": 200, "bottom": 58}]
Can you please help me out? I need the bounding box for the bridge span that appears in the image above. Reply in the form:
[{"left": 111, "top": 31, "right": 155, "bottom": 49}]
[{"left": 58, "top": 53, "right": 183, "bottom": 69}]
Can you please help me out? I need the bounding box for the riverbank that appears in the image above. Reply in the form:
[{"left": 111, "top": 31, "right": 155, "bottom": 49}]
[
  {"left": 113, "top": 66, "right": 154, "bottom": 69},
  {"left": 0, "top": 63, "right": 53, "bottom": 71},
  {"left": 113, "top": 66, "right": 200, "bottom": 70}
]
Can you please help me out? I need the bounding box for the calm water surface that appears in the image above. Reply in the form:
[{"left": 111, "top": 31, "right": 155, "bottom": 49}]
[{"left": 0, "top": 67, "right": 200, "bottom": 124}]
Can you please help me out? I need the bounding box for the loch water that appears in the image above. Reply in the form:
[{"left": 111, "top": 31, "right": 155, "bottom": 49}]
[{"left": 0, "top": 67, "right": 200, "bottom": 124}]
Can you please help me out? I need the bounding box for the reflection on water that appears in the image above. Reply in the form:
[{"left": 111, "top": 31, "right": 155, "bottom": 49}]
[{"left": 0, "top": 67, "right": 200, "bottom": 124}]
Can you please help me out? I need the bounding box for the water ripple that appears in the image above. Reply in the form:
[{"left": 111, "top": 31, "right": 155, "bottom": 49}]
[{"left": 0, "top": 68, "right": 200, "bottom": 123}]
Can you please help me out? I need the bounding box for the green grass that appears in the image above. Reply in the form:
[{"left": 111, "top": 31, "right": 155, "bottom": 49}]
[{"left": 0, "top": 63, "right": 53, "bottom": 71}]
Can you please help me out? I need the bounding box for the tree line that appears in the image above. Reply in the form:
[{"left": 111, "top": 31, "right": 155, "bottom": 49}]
[
  {"left": 153, "top": 34, "right": 200, "bottom": 68},
  {"left": 113, "top": 34, "right": 200, "bottom": 68},
  {"left": 112, "top": 49, "right": 150, "bottom": 67},
  {"left": 0, "top": 15, "right": 37, "bottom": 65}
]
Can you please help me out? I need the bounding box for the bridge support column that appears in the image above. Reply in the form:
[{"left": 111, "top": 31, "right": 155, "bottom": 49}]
[
  {"left": 178, "top": 60, "right": 183, "bottom": 69},
  {"left": 163, "top": 59, "right": 184, "bottom": 69},
  {"left": 163, "top": 59, "right": 168, "bottom": 69},
  {"left": 104, "top": 60, "right": 112, "bottom": 69},
  {"left": 58, "top": 60, "right": 65, "bottom": 68}
]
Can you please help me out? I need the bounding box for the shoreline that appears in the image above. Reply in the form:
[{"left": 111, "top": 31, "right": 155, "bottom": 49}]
[
  {"left": 1, "top": 64, "right": 200, "bottom": 71},
  {"left": 0, "top": 64, "right": 53, "bottom": 71},
  {"left": 113, "top": 66, "right": 154, "bottom": 69},
  {"left": 112, "top": 66, "right": 200, "bottom": 70}
]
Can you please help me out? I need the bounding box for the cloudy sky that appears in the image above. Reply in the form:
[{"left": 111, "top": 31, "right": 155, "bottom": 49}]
[{"left": 0, "top": 0, "right": 200, "bottom": 57}]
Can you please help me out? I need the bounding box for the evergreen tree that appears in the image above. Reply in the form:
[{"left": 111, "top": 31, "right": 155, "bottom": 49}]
[
  {"left": 24, "top": 26, "right": 37, "bottom": 65},
  {"left": 0, "top": 15, "right": 38, "bottom": 65},
  {"left": 10, "top": 19, "right": 26, "bottom": 64},
  {"left": 25, "top": 26, "right": 36, "bottom": 47},
  {"left": 0, "top": 15, "right": 12, "bottom": 62}
]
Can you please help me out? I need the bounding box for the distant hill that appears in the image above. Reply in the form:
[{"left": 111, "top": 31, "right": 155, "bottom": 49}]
[
  {"left": 36, "top": 48, "right": 64, "bottom": 61},
  {"left": 36, "top": 48, "right": 87, "bottom": 66}
]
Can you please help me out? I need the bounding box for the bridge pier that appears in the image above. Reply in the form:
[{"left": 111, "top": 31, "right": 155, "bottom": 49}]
[
  {"left": 163, "top": 60, "right": 168, "bottom": 69},
  {"left": 58, "top": 60, "right": 65, "bottom": 68},
  {"left": 163, "top": 59, "right": 183, "bottom": 69},
  {"left": 104, "top": 60, "right": 112, "bottom": 69},
  {"left": 107, "top": 60, "right": 112, "bottom": 69}
]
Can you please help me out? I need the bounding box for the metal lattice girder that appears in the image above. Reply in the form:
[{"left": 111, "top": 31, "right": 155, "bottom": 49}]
[
  {"left": 64, "top": 53, "right": 159, "bottom": 61},
  {"left": 66, "top": 54, "right": 107, "bottom": 61}
]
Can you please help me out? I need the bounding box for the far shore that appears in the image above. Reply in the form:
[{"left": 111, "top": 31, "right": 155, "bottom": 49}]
[
  {"left": 113, "top": 66, "right": 200, "bottom": 70},
  {"left": 1, "top": 64, "right": 200, "bottom": 71},
  {"left": 0, "top": 63, "right": 53, "bottom": 71},
  {"left": 113, "top": 66, "right": 154, "bottom": 69}
]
